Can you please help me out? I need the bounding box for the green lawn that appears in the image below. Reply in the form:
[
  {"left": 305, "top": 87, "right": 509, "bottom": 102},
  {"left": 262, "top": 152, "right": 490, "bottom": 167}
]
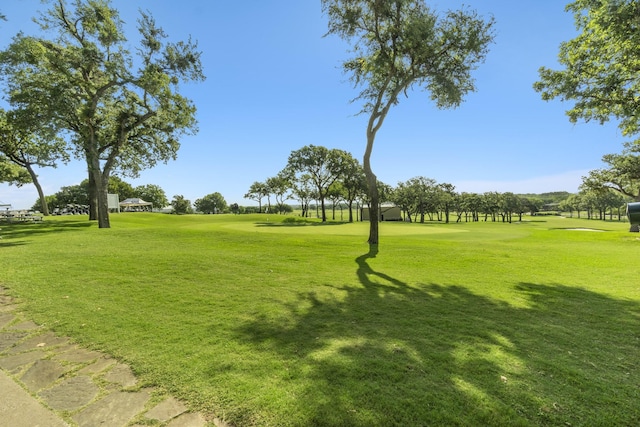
[{"left": 1, "top": 214, "right": 638, "bottom": 426}]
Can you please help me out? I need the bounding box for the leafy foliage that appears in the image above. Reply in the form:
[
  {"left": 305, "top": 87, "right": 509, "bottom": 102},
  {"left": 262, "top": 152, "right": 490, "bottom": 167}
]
[
  {"left": 535, "top": 0, "right": 640, "bottom": 140},
  {"left": 134, "top": 184, "right": 169, "bottom": 209},
  {"left": 194, "top": 192, "right": 227, "bottom": 214},
  {"left": 581, "top": 143, "right": 640, "bottom": 201},
  {"left": 0, "top": 0, "right": 204, "bottom": 227},
  {"left": 0, "top": 155, "right": 31, "bottom": 186},
  {"left": 283, "top": 145, "right": 356, "bottom": 222},
  {"left": 171, "top": 194, "right": 192, "bottom": 215},
  {"left": 323, "top": 0, "right": 495, "bottom": 243}
]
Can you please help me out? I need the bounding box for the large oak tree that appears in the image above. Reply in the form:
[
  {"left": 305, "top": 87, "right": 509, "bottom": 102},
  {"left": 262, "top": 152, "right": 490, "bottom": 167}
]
[
  {"left": 322, "top": 0, "right": 495, "bottom": 244},
  {"left": 535, "top": 0, "right": 640, "bottom": 141},
  {"left": 0, "top": 0, "right": 204, "bottom": 228}
]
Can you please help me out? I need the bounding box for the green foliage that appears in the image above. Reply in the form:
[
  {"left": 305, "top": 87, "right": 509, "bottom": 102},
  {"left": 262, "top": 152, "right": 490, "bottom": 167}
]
[
  {"left": 535, "top": 0, "right": 640, "bottom": 140},
  {"left": 0, "top": 214, "right": 637, "bottom": 426},
  {"left": 0, "top": 0, "right": 204, "bottom": 227},
  {"left": 244, "top": 181, "right": 269, "bottom": 213},
  {"left": 229, "top": 203, "right": 241, "bottom": 214},
  {"left": 284, "top": 145, "right": 356, "bottom": 222},
  {"left": 134, "top": 184, "right": 169, "bottom": 209},
  {"left": 105, "top": 176, "right": 136, "bottom": 200},
  {"left": 194, "top": 192, "right": 227, "bottom": 214},
  {"left": 581, "top": 143, "right": 640, "bottom": 201},
  {"left": 51, "top": 184, "right": 89, "bottom": 207},
  {"left": 170, "top": 194, "right": 192, "bottom": 215},
  {"left": 323, "top": 0, "right": 495, "bottom": 243},
  {"left": 0, "top": 154, "right": 30, "bottom": 186}
]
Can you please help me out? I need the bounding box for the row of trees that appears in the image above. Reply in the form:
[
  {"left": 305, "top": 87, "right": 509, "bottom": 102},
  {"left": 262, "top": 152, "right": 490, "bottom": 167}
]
[
  {"left": 245, "top": 143, "right": 639, "bottom": 224},
  {"left": 243, "top": 145, "right": 566, "bottom": 224},
  {"left": 32, "top": 175, "right": 231, "bottom": 217}
]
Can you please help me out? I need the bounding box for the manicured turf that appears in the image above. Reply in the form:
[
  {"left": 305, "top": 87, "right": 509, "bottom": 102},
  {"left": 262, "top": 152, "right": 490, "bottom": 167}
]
[{"left": 1, "top": 214, "right": 638, "bottom": 426}]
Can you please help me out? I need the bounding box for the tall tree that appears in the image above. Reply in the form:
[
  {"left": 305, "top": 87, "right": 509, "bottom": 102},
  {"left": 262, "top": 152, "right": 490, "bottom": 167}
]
[
  {"left": 284, "top": 145, "right": 352, "bottom": 222},
  {"left": 244, "top": 181, "right": 269, "bottom": 213},
  {"left": 438, "top": 183, "right": 456, "bottom": 223},
  {"left": 323, "top": 0, "right": 495, "bottom": 244},
  {"left": 171, "top": 194, "right": 192, "bottom": 215},
  {"left": 535, "top": 1, "right": 640, "bottom": 141},
  {"left": 194, "top": 192, "right": 227, "bottom": 214},
  {"left": 291, "top": 174, "right": 315, "bottom": 218},
  {"left": 0, "top": 109, "right": 68, "bottom": 215},
  {"left": 266, "top": 174, "right": 292, "bottom": 214},
  {"left": 0, "top": 0, "right": 204, "bottom": 228},
  {"left": 339, "top": 156, "right": 366, "bottom": 222}
]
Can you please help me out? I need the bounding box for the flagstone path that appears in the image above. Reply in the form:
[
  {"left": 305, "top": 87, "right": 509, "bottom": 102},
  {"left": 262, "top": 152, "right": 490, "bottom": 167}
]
[{"left": 0, "top": 286, "right": 229, "bottom": 427}]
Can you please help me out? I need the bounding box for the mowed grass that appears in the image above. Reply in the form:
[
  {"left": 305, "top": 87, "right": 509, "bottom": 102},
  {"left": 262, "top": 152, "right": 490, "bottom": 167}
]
[{"left": 1, "top": 213, "right": 639, "bottom": 426}]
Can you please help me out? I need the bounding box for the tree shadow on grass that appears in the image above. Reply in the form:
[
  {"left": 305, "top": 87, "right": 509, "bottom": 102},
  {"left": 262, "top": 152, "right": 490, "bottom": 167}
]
[
  {"left": 255, "top": 218, "right": 349, "bottom": 228},
  {"left": 0, "top": 219, "right": 93, "bottom": 242},
  {"left": 233, "top": 247, "right": 640, "bottom": 426}
]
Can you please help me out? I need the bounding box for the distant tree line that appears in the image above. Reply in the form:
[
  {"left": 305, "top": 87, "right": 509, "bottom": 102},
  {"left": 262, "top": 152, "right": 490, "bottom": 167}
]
[{"left": 244, "top": 144, "right": 636, "bottom": 223}]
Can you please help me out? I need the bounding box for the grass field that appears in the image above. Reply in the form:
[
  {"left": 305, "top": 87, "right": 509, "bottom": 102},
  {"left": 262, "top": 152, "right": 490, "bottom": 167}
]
[{"left": 1, "top": 213, "right": 638, "bottom": 426}]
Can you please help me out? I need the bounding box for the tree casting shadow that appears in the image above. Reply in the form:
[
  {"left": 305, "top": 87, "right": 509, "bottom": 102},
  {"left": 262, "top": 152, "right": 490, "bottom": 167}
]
[{"left": 232, "top": 249, "right": 640, "bottom": 426}]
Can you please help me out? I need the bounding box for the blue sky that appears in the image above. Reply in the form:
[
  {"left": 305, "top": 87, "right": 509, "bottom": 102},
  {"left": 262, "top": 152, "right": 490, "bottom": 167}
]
[{"left": 0, "top": 0, "right": 627, "bottom": 209}]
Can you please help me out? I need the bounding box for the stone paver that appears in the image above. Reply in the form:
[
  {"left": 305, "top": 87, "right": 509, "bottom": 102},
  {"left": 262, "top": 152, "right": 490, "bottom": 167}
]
[
  {"left": 0, "top": 349, "right": 46, "bottom": 373},
  {"left": 8, "top": 320, "right": 41, "bottom": 331},
  {"left": 39, "top": 376, "right": 100, "bottom": 411},
  {"left": 104, "top": 362, "right": 138, "bottom": 388},
  {"left": 72, "top": 389, "right": 151, "bottom": 427},
  {"left": 0, "top": 370, "right": 69, "bottom": 427},
  {"left": 166, "top": 411, "right": 209, "bottom": 427},
  {"left": 8, "top": 331, "right": 69, "bottom": 354},
  {"left": 20, "top": 359, "right": 70, "bottom": 392},
  {"left": 78, "top": 355, "right": 116, "bottom": 374},
  {"left": 0, "top": 312, "right": 15, "bottom": 328},
  {"left": 53, "top": 346, "right": 102, "bottom": 363},
  {"left": 145, "top": 396, "right": 188, "bottom": 422},
  {"left": 0, "top": 287, "right": 219, "bottom": 427},
  {"left": 0, "top": 331, "right": 28, "bottom": 352}
]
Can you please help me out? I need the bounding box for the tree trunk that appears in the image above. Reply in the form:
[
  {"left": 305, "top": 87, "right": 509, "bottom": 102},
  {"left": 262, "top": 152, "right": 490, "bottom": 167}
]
[
  {"left": 88, "top": 171, "right": 98, "bottom": 220},
  {"left": 88, "top": 155, "right": 111, "bottom": 228},
  {"left": 363, "top": 131, "right": 379, "bottom": 244},
  {"left": 24, "top": 164, "right": 49, "bottom": 216}
]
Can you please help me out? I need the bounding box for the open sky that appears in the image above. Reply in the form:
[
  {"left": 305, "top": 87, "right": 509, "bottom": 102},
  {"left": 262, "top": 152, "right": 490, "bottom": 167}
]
[{"left": 0, "top": 0, "right": 627, "bottom": 209}]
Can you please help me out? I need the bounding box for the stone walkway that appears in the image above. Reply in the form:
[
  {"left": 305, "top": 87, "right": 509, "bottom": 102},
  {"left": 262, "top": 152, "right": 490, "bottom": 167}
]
[{"left": 0, "top": 286, "right": 227, "bottom": 427}]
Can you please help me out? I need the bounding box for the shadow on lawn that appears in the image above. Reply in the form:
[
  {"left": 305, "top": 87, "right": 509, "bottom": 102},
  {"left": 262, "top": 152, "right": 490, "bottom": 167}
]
[
  {"left": 255, "top": 218, "right": 349, "bottom": 227},
  {"left": 0, "top": 219, "right": 92, "bottom": 242},
  {"left": 234, "top": 247, "right": 640, "bottom": 426}
]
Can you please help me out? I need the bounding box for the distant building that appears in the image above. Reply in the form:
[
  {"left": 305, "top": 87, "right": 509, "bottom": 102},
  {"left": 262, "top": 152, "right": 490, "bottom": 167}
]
[{"left": 361, "top": 204, "right": 403, "bottom": 221}]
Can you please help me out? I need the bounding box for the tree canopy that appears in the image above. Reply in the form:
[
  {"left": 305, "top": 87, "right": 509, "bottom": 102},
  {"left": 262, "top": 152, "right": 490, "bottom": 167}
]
[
  {"left": 0, "top": 155, "right": 31, "bottom": 187},
  {"left": 535, "top": 0, "right": 640, "bottom": 141},
  {"left": 323, "top": 0, "right": 495, "bottom": 244},
  {"left": 195, "top": 192, "right": 227, "bottom": 214},
  {"left": 0, "top": 108, "right": 68, "bottom": 215},
  {"left": 283, "top": 144, "right": 355, "bottom": 222},
  {"left": 581, "top": 143, "right": 640, "bottom": 201}
]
